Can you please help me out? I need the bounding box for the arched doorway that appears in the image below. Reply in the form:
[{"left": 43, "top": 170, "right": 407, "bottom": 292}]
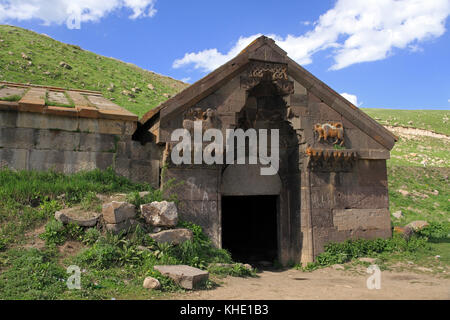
[{"left": 220, "top": 164, "right": 282, "bottom": 265}]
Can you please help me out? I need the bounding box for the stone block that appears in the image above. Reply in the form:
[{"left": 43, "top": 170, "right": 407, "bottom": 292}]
[
  {"left": 141, "top": 201, "right": 178, "bottom": 227},
  {"left": 0, "top": 127, "right": 35, "bottom": 149},
  {"left": 176, "top": 199, "right": 220, "bottom": 247},
  {"left": 130, "top": 159, "right": 159, "bottom": 186},
  {"left": 149, "top": 228, "right": 193, "bottom": 245},
  {"left": 35, "top": 129, "right": 80, "bottom": 151},
  {"left": 165, "top": 168, "right": 219, "bottom": 201},
  {"left": 78, "top": 118, "right": 98, "bottom": 133},
  {"left": 332, "top": 208, "right": 391, "bottom": 231},
  {"left": 16, "top": 112, "right": 78, "bottom": 131},
  {"left": 78, "top": 132, "right": 116, "bottom": 152},
  {"left": 0, "top": 110, "right": 18, "bottom": 127},
  {"left": 0, "top": 148, "right": 28, "bottom": 170},
  {"left": 98, "top": 119, "right": 124, "bottom": 135},
  {"left": 102, "top": 201, "right": 136, "bottom": 224},
  {"left": 55, "top": 208, "right": 100, "bottom": 227},
  {"left": 153, "top": 265, "right": 209, "bottom": 290},
  {"left": 105, "top": 219, "right": 134, "bottom": 234}
]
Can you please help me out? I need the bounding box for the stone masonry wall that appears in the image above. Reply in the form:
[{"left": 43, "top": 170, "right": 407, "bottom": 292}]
[{"left": 0, "top": 110, "right": 162, "bottom": 187}]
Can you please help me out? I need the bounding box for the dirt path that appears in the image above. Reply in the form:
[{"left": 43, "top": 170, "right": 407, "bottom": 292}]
[
  {"left": 176, "top": 267, "right": 450, "bottom": 300},
  {"left": 384, "top": 125, "right": 450, "bottom": 141}
]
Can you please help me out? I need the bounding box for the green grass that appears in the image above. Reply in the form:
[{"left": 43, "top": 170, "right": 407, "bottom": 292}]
[
  {"left": 0, "top": 94, "right": 21, "bottom": 102},
  {"left": 0, "top": 25, "right": 188, "bottom": 117},
  {"left": 298, "top": 232, "right": 449, "bottom": 274},
  {"left": 362, "top": 108, "right": 450, "bottom": 135},
  {"left": 388, "top": 166, "right": 449, "bottom": 226},
  {"left": 0, "top": 168, "right": 252, "bottom": 300},
  {"left": 44, "top": 91, "right": 75, "bottom": 108},
  {"left": 0, "top": 167, "right": 149, "bottom": 249}
]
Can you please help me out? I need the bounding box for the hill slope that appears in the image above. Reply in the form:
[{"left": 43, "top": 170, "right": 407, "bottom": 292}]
[
  {"left": 360, "top": 109, "right": 449, "bottom": 229},
  {"left": 0, "top": 25, "right": 188, "bottom": 117}
]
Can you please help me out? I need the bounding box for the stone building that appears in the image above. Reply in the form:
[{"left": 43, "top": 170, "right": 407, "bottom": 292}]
[{"left": 0, "top": 36, "right": 397, "bottom": 265}]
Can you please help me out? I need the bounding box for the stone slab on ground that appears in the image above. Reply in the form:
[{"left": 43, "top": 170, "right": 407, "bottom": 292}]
[
  {"left": 55, "top": 207, "right": 100, "bottom": 227},
  {"left": 154, "top": 265, "right": 209, "bottom": 290},
  {"left": 149, "top": 228, "right": 193, "bottom": 245}
]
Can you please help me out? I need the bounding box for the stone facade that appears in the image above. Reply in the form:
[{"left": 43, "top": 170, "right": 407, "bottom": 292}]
[
  {"left": 0, "top": 36, "right": 397, "bottom": 265},
  {"left": 136, "top": 36, "right": 397, "bottom": 265}
]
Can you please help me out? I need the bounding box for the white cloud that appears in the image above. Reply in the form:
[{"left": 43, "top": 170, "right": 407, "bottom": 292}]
[
  {"left": 340, "top": 93, "right": 362, "bottom": 107},
  {"left": 173, "top": 34, "right": 268, "bottom": 72},
  {"left": 0, "top": 0, "right": 157, "bottom": 27},
  {"left": 173, "top": 0, "right": 450, "bottom": 71}
]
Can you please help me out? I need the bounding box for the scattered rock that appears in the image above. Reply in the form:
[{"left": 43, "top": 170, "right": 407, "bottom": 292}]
[
  {"left": 105, "top": 218, "right": 139, "bottom": 234},
  {"left": 431, "top": 190, "right": 439, "bottom": 196},
  {"left": 154, "top": 265, "right": 209, "bottom": 289},
  {"left": 102, "top": 201, "right": 136, "bottom": 224},
  {"left": 332, "top": 264, "right": 345, "bottom": 270},
  {"left": 150, "top": 226, "right": 163, "bottom": 233},
  {"left": 137, "top": 245, "right": 151, "bottom": 252},
  {"left": 392, "top": 210, "right": 403, "bottom": 219},
  {"left": 121, "top": 90, "right": 135, "bottom": 98},
  {"left": 406, "top": 220, "right": 429, "bottom": 231},
  {"left": 59, "top": 61, "right": 72, "bottom": 69},
  {"left": 8, "top": 51, "right": 13, "bottom": 55},
  {"left": 147, "top": 83, "right": 154, "bottom": 90},
  {"left": 149, "top": 228, "right": 193, "bottom": 245},
  {"left": 417, "top": 267, "right": 433, "bottom": 272},
  {"left": 55, "top": 207, "right": 100, "bottom": 227},
  {"left": 131, "top": 87, "right": 141, "bottom": 93},
  {"left": 141, "top": 201, "right": 178, "bottom": 227},
  {"left": 143, "top": 277, "right": 161, "bottom": 290},
  {"left": 21, "top": 52, "right": 31, "bottom": 60},
  {"left": 139, "top": 191, "right": 150, "bottom": 198},
  {"left": 408, "top": 121, "right": 413, "bottom": 125},
  {"left": 358, "top": 257, "right": 376, "bottom": 264}
]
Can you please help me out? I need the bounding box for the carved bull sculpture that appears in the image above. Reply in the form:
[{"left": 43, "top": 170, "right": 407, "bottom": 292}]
[{"left": 313, "top": 122, "right": 345, "bottom": 146}]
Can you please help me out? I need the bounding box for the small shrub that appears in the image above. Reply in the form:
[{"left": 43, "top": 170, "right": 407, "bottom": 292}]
[
  {"left": 299, "top": 234, "right": 431, "bottom": 271},
  {"left": 83, "top": 228, "right": 100, "bottom": 245},
  {"left": 416, "top": 222, "right": 449, "bottom": 241},
  {"left": 208, "top": 263, "right": 256, "bottom": 277},
  {"left": 39, "top": 200, "right": 61, "bottom": 219},
  {"left": 39, "top": 219, "right": 66, "bottom": 245},
  {"left": 39, "top": 220, "right": 83, "bottom": 245}
]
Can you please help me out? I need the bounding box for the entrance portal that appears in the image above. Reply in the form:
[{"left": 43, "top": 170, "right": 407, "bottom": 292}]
[{"left": 221, "top": 195, "right": 278, "bottom": 265}]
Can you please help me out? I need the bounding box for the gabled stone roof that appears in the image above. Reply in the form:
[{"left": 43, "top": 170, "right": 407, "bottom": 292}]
[
  {"left": 0, "top": 81, "right": 138, "bottom": 121},
  {"left": 139, "top": 36, "right": 397, "bottom": 150}
]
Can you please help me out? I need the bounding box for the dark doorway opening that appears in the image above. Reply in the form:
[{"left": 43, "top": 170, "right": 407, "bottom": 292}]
[{"left": 221, "top": 195, "right": 278, "bottom": 265}]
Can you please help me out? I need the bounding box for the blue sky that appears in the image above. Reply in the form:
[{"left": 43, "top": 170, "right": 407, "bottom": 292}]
[{"left": 1, "top": 0, "right": 449, "bottom": 109}]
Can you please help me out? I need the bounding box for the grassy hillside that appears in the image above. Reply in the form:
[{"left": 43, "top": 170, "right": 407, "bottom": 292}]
[
  {"left": 360, "top": 109, "right": 450, "bottom": 229},
  {"left": 362, "top": 108, "right": 450, "bottom": 136},
  {"left": 0, "top": 25, "right": 188, "bottom": 117}
]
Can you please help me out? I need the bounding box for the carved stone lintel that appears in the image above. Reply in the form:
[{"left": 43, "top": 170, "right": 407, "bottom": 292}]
[
  {"left": 240, "top": 76, "right": 294, "bottom": 96},
  {"left": 306, "top": 147, "right": 358, "bottom": 172}
]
